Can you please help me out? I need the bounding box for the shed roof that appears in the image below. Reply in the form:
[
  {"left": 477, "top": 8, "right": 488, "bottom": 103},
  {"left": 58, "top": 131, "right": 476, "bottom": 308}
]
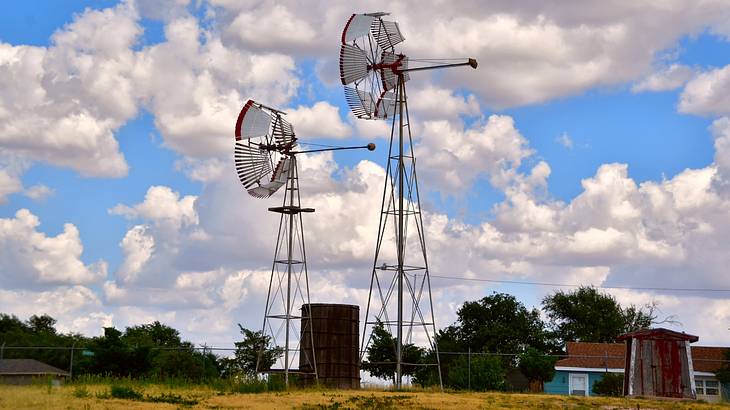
[
  {"left": 555, "top": 342, "right": 625, "bottom": 369},
  {"left": 692, "top": 346, "right": 729, "bottom": 373},
  {"left": 555, "top": 342, "right": 728, "bottom": 374},
  {"left": 616, "top": 327, "right": 699, "bottom": 342},
  {"left": 0, "top": 359, "right": 70, "bottom": 376}
]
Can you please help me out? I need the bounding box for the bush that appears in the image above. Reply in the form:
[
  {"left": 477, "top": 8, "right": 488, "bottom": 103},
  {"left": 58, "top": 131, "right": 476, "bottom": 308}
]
[
  {"left": 592, "top": 372, "right": 623, "bottom": 396},
  {"left": 446, "top": 354, "right": 505, "bottom": 391},
  {"left": 517, "top": 347, "right": 557, "bottom": 389}
]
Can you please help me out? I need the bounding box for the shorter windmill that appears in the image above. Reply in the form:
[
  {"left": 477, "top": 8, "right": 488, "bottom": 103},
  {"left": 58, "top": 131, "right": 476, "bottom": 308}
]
[{"left": 234, "top": 99, "right": 375, "bottom": 387}]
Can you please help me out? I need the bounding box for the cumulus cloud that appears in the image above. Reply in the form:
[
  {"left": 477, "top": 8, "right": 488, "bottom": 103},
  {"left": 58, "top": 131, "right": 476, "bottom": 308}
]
[
  {"left": 110, "top": 185, "right": 198, "bottom": 231},
  {"left": 0, "top": 286, "right": 111, "bottom": 336},
  {"left": 417, "top": 115, "right": 534, "bottom": 194},
  {"left": 207, "top": 1, "right": 730, "bottom": 108},
  {"left": 0, "top": 209, "right": 106, "bottom": 287},
  {"left": 117, "top": 225, "right": 155, "bottom": 283},
  {"left": 0, "top": 168, "right": 22, "bottom": 204},
  {"left": 680, "top": 64, "right": 730, "bottom": 116},
  {"left": 632, "top": 64, "right": 696, "bottom": 93},
  {"left": 5, "top": 1, "right": 730, "bottom": 347},
  {"left": 0, "top": 3, "right": 138, "bottom": 177},
  {"left": 23, "top": 184, "right": 54, "bottom": 201},
  {"left": 287, "top": 101, "right": 352, "bottom": 139}
]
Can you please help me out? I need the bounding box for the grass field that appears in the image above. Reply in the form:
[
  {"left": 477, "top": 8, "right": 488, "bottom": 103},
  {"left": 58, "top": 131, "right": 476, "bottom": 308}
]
[{"left": 2, "top": 382, "right": 730, "bottom": 409}]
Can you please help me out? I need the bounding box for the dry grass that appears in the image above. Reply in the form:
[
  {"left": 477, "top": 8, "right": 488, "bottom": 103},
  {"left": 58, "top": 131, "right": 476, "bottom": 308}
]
[{"left": 1, "top": 383, "right": 729, "bottom": 409}]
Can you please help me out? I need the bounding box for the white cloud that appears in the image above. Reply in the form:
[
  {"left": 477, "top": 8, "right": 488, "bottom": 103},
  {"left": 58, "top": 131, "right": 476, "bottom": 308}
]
[
  {"left": 417, "top": 115, "right": 534, "bottom": 194},
  {"left": 207, "top": 1, "right": 730, "bottom": 108},
  {"left": 632, "top": 64, "right": 696, "bottom": 93},
  {"left": 110, "top": 185, "right": 198, "bottom": 231},
  {"left": 222, "top": 4, "right": 317, "bottom": 52},
  {"left": 117, "top": 225, "right": 155, "bottom": 283},
  {"left": 134, "top": 16, "right": 300, "bottom": 158},
  {"left": 23, "top": 184, "right": 54, "bottom": 201},
  {"left": 0, "top": 209, "right": 106, "bottom": 287},
  {"left": 680, "top": 64, "right": 730, "bottom": 116},
  {"left": 0, "top": 168, "right": 22, "bottom": 204},
  {"left": 0, "top": 3, "right": 139, "bottom": 177},
  {"left": 555, "top": 132, "right": 573, "bottom": 149},
  {"left": 286, "top": 101, "right": 352, "bottom": 139},
  {"left": 0, "top": 286, "right": 110, "bottom": 336}
]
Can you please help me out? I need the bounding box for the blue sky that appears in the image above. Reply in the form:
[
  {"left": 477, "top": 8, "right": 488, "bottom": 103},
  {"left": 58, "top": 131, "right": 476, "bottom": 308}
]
[{"left": 2, "top": 1, "right": 730, "bottom": 347}]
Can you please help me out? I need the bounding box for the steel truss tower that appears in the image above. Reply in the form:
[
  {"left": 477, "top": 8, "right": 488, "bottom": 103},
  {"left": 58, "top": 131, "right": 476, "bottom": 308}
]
[
  {"left": 257, "top": 155, "right": 318, "bottom": 387},
  {"left": 360, "top": 75, "right": 443, "bottom": 389}
]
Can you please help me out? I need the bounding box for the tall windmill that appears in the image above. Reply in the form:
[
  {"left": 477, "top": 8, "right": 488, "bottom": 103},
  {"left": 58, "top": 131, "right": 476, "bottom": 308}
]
[
  {"left": 339, "top": 12, "right": 477, "bottom": 389},
  {"left": 234, "top": 99, "right": 374, "bottom": 387}
]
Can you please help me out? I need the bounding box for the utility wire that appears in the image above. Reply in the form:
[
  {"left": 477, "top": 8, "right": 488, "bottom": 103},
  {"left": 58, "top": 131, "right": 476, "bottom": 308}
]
[{"left": 430, "top": 274, "right": 730, "bottom": 293}]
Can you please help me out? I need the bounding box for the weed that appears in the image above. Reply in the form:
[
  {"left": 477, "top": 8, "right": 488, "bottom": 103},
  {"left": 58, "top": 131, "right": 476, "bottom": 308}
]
[
  {"left": 145, "top": 392, "right": 198, "bottom": 406},
  {"left": 110, "top": 384, "right": 143, "bottom": 400},
  {"left": 72, "top": 386, "right": 90, "bottom": 398}
]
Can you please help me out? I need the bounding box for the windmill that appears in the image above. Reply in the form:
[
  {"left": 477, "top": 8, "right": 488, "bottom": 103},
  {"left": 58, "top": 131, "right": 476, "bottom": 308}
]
[
  {"left": 234, "top": 99, "right": 375, "bottom": 387},
  {"left": 339, "top": 12, "right": 477, "bottom": 389}
]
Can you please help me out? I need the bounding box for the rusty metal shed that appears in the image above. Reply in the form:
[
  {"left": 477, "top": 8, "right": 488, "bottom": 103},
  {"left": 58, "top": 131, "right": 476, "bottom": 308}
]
[{"left": 617, "top": 328, "right": 699, "bottom": 398}]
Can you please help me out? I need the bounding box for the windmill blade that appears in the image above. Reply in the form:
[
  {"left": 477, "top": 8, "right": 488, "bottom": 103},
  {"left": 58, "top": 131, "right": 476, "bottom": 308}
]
[
  {"left": 341, "top": 14, "right": 377, "bottom": 43},
  {"left": 235, "top": 142, "right": 273, "bottom": 189},
  {"left": 344, "top": 86, "right": 377, "bottom": 119},
  {"left": 340, "top": 43, "right": 370, "bottom": 85},
  {"left": 374, "top": 90, "right": 396, "bottom": 119},
  {"left": 235, "top": 100, "right": 273, "bottom": 141},
  {"left": 248, "top": 157, "right": 291, "bottom": 198},
  {"left": 272, "top": 115, "right": 297, "bottom": 149},
  {"left": 372, "top": 19, "right": 404, "bottom": 50}
]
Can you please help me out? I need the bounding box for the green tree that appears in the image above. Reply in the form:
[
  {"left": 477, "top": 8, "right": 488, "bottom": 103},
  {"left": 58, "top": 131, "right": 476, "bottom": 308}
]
[
  {"left": 517, "top": 347, "right": 557, "bottom": 390},
  {"left": 27, "top": 314, "right": 57, "bottom": 335},
  {"left": 361, "top": 320, "right": 423, "bottom": 383},
  {"left": 441, "top": 293, "right": 555, "bottom": 361},
  {"left": 592, "top": 372, "right": 624, "bottom": 396},
  {"left": 415, "top": 293, "right": 555, "bottom": 387},
  {"left": 542, "top": 286, "right": 656, "bottom": 346},
  {"left": 446, "top": 354, "right": 504, "bottom": 391},
  {"left": 221, "top": 325, "right": 283, "bottom": 377},
  {"left": 713, "top": 349, "right": 730, "bottom": 385}
]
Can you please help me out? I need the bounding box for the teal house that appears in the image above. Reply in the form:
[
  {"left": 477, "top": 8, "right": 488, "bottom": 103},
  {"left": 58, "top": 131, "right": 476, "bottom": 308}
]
[{"left": 544, "top": 342, "right": 624, "bottom": 396}]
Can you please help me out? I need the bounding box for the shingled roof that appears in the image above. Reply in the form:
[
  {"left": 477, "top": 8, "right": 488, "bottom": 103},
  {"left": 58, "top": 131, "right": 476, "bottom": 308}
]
[
  {"left": 692, "top": 346, "right": 729, "bottom": 373},
  {"left": 555, "top": 342, "right": 625, "bottom": 369},
  {"left": 555, "top": 342, "right": 729, "bottom": 374},
  {"left": 0, "top": 359, "right": 69, "bottom": 376}
]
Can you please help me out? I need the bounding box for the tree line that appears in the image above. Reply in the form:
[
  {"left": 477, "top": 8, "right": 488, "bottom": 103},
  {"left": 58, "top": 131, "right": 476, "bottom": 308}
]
[
  {"left": 361, "top": 286, "right": 666, "bottom": 390},
  {"left": 0, "top": 286, "right": 677, "bottom": 390}
]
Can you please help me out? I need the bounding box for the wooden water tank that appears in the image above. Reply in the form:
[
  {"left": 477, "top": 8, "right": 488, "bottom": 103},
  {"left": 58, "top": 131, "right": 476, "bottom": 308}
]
[{"left": 299, "top": 303, "right": 360, "bottom": 389}]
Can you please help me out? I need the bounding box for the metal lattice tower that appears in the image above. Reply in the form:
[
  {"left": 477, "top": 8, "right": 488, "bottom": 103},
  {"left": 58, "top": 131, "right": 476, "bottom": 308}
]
[{"left": 339, "top": 12, "right": 477, "bottom": 389}]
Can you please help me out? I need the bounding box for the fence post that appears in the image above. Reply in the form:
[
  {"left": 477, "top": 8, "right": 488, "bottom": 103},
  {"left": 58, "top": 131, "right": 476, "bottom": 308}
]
[
  {"left": 69, "top": 342, "right": 75, "bottom": 378},
  {"left": 468, "top": 347, "right": 471, "bottom": 390}
]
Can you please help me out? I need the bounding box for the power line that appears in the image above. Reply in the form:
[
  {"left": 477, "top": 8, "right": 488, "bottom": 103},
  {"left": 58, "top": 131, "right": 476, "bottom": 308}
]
[{"left": 430, "top": 274, "right": 730, "bottom": 293}]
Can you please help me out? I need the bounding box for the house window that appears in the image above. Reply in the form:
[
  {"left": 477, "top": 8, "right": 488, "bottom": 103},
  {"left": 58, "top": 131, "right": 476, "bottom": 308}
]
[
  {"left": 696, "top": 379, "right": 719, "bottom": 396},
  {"left": 569, "top": 373, "right": 588, "bottom": 396}
]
